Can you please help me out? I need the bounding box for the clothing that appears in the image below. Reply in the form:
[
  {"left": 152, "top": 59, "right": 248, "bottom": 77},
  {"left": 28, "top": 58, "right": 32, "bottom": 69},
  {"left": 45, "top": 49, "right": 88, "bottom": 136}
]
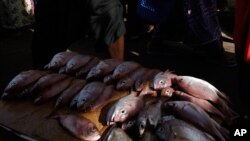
[
  {"left": 32, "top": 0, "right": 125, "bottom": 69},
  {"left": 152, "top": 0, "right": 223, "bottom": 52},
  {"left": 0, "top": 0, "right": 35, "bottom": 29}
]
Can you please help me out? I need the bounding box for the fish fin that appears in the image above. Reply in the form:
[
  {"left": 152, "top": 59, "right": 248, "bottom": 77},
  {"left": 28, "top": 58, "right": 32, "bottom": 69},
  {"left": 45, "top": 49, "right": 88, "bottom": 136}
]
[{"left": 217, "top": 91, "right": 231, "bottom": 104}]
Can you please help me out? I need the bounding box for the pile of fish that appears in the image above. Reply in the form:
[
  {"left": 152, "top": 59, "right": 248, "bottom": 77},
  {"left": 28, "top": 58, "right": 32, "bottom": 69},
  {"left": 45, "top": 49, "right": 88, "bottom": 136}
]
[{"left": 1, "top": 51, "right": 238, "bottom": 141}]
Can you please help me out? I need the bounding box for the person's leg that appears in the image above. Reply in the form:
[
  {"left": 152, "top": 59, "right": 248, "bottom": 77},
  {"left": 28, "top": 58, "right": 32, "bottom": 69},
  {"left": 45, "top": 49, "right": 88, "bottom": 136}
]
[{"left": 108, "top": 35, "right": 124, "bottom": 61}]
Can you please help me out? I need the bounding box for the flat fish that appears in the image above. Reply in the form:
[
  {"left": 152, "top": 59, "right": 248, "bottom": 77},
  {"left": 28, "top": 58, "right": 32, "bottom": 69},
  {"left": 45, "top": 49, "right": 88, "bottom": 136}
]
[{"left": 55, "top": 114, "right": 100, "bottom": 141}]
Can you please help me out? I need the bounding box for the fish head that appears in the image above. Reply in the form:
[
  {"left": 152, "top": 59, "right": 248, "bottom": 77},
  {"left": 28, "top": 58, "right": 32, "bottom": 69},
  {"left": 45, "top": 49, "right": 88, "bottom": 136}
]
[
  {"left": 70, "top": 94, "right": 80, "bottom": 108},
  {"left": 76, "top": 92, "right": 91, "bottom": 110},
  {"left": 116, "top": 78, "right": 132, "bottom": 90},
  {"left": 151, "top": 72, "right": 172, "bottom": 90},
  {"left": 86, "top": 67, "right": 100, "bottom": 80},
  {"left": 156, "top": 123, "right": 171, "bottom": 140},
  {"left": 138, "top": 117, "right": 147, "bottom": 136},
  {"left": 121, "top": 119, "right": 136, "bottom": 130},
  {"left": 164, "top": 101, "right": 185, "bottom": 112},
  {"left": 161, "top": 87, "right": 174, "bottom": 97},
  {"left": 84, "top": 122, "right": 101, "bottom": 141},
  {"left": 109, "top": 103, "right": 131, "bottom": 124}
]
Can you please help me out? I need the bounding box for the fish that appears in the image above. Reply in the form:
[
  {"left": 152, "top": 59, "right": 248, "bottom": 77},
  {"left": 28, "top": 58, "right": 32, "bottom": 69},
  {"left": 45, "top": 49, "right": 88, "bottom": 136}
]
[
  {"left": 86, "top": 59, "right": 122, "bottom": 80},
  {"left": 34, "top": 77, "right": 74, "bottom": 105},
  {"left": 70, "top": 81, "right": 106, "bottom": 111},
  {"left": 137, "top": 99, "right": 162, "bottom": 136},
  {"left": 106, "top": 92, "right": 144, "bottom": 125},
  {"left": 55, "top": 79, "right": 86, "bottom": 109},
  {"left": 174, "top": 75, "right": 238, "bottom": 120},
  {"left": 2, "top": 70, "right": 50, "bottom": 99},
  {"left": 112, "top": 61, "right": 141, "bottom": 80},
  {"left": 140, "top": 130, "right": 158, "bottom": 141},
  {"left": 116, "top": 68, "right": 146, "bottom": 90},
  {"left": 103, "top": 74, "right": 116, "bottom": 84},
  {"left": 163, "top": 101, "right": 229, "bottom": 141},
  {"left": 121, "top": 118, "right": 137, "bottom": 131},
  {"left": 135, "top": 69, "right": 161, "bottom": 92},
  {"left": 65, "top": 54, "right": 93, "bottom": 73},
  {"left": 29, "top": 73, "right": 69, "bottom": 94},
  {"left": 86, "top": 85, "right": 115, "bottom": 112},
  {"left": 3, "top": 70, "right": 49, "bottom": 94},
  {"left": 150, "top": 70, "right": 177, "bottom": 90},
  {"left": 156, "top": 118, "right": 215, "bottom": 141},
  {"left": 54, "top": 114, "right": 100, "bottom": 141},
  {"left": 139, "top": 81, "right": 157, "bottom": 97},
  {"left": 58, "top": 65, "right": 66, "bottom": 74},
  {"left": 101, "top": 125, "right": 132, "bottom": 141},
  {"left": 44, "top": 51, "right": 78, "bottom": 70},
  {"left": 76, "top": 57, "right": 100, "bottom": 77},
  {"left": 173, "top": 90, "right": 226, "bottom": 122}
]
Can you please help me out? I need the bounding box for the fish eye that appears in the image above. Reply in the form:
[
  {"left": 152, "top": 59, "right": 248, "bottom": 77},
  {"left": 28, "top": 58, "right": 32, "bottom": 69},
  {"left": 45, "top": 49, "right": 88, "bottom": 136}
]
[
  {"left": 140, "top": 124, "right": 145, "bottom": 129},
  {"left": 158, "top": 127, "right": 164, "bottom": 132},
  {"left": 159, "top": 80, "right": 165, "bottom": 85},
  {"left": 121, "top": 109, "right": 126, "bottom": 114}
]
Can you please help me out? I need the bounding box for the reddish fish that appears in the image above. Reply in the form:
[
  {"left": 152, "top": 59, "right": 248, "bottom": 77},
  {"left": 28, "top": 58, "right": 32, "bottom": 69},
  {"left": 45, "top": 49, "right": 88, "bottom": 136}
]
[
  {"left": 163, "top": 101, "right": 229, "bottom": 141},
  {"left": 150, "top": 70, "right": 177, "bottom": 90},
  {"left": 174, "top": 75, "right": 237, "bottom": 120},
  {"left": 54, "top": 114, "right": 100, "bottom": 141},
  {"left": 86, "top": 59, "right": 122, "bottom": 80},
  {"left": 173, "top": 90, "right": 226, "bottom": 122},
  {"left": 44, "top": 51, "right": 78, "bottom": 70},
  {"left": 106, "top": 92, "right": 144, "bottom": 125},
  {"left": 55, "top": 79, "right": 86, "bottom": 109}
]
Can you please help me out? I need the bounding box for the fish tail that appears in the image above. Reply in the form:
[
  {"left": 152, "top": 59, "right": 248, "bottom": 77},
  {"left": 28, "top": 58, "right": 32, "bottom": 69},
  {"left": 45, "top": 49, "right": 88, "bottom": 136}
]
[
  {"left": 217, "top": 91, "right": 231, "bottom": 104},
  {"left": 219, "top": 99, "right": 240, "bottom": 124}
]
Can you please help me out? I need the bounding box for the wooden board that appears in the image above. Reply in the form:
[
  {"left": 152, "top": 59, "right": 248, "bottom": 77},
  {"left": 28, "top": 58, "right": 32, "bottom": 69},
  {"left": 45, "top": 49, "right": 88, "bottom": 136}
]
[{"left": 0, "top": 90, "right": 128, "bottom": 141}]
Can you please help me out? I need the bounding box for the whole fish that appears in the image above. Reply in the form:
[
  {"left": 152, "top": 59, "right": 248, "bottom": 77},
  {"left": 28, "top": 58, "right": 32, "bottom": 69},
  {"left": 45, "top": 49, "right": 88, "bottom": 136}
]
[
  {"left": 70, "top": 81, "right": 106, "bottom": 111},
  {"left": 150, "top": 70, "right": 177, "bottom": 90},
  {"left": 156, "top": 118, "right": 215, "bottom": 141},
  {"left": 106, "top": 93, "right": 144, "bottom": 125},
  {"left": 86, "top": 59, "right": 122, "bottom": 80},
  {"left": 44, "top": 51, "right": 78, "bottom": 70},
  {"left": 54, "top": 114, "right": 100, "bottom": 141},
  {"left": 34, "top": 77, "right": 74, "bottom": 105},
  {"left": 112, "top": 61, "right": 141, "bottom": 80},
  {"left": 76, "top": 57, "right": 100, "bottom": 77},
  {"left": 86, "top": 85, "right": 115, "bottom": 112},
  {"left": 3, "top": 70, "right": 50, "bottom": 96},
  {"left": 173, "top": 90, "right": 226, "bottom": 122},
  {"left": 135, "top": 69, "right": 161, "bottom": 92},
  {"left": 55, "top": 79, "right": 86, "bottom": 109},
  {"left": 65, "top": 54, "right": 93, "bottom": 73},
  {"left": 163, "top": 101, "right": 229, "bottom": 141},
  {"left": 101, "top": 126, "right": 132, "bottom": 141},
  {"left": 174, "top": 75, "right": 237, "bottom": 119},
  {"left": 116, "top": 68, "right": 146, "bottom": 90},
  {"left": 137, "top": 99, "right": 162, "bottom": 136}
]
